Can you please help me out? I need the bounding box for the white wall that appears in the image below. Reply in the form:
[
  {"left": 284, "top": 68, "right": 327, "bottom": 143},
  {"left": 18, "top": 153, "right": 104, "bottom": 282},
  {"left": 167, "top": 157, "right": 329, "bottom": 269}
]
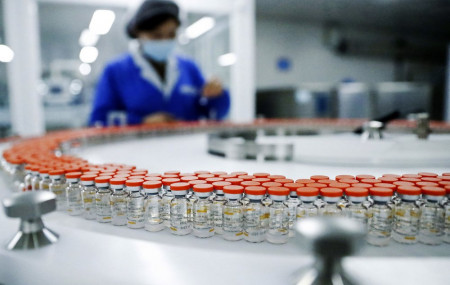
[{"left": 255, "top": 18, "right": 396, "bottom": 89}]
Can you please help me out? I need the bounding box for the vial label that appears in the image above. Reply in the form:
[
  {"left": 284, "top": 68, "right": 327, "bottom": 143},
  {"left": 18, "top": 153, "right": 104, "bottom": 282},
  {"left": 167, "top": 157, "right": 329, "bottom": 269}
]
[
  {"left": 266, "top": 206, "right": 289, "bottom": 244},
  {"left": 51, "top": 185, "right": 67, "bottom": 211},
  {"left": 67, "top": 187, "right": 82, "bottom": 215},
  {"left": 111, "top": 196, "right": 127, "bottom": 226},
  {"left": 145, "top": 197, "right": 164, "bottom": 232},
  {"left": 319, "top": 205, "right": 342, "bottom": 217},
  {"left": 127, "top": 197, "right": 145, "bottom": 228},
  {"left": 212, "top": 200, "right": 226, "bottom": 234},
  {"left": 161, "top": 196, "right": 173, "bottom": 226},
  {"left": 82, "top": 190, "right": 96, "bottom": 220},
  {"left": 193, "top": 202, "right": 214, "bottom": 238},
  {"left": 367, "top": 206, "right": 393, "bottom": 246},
  {"left": 170, "top": 200, "right": 191, "bottom": 235},
  {"left": 243, "top": 206, "right": 267, "bottom": 242},
  {"left": 392, "top": 204, "right": 421, "bottom": 244},
  {"left": 95, "top": 193, "right": 112, "bottom": 223},
  {"left": 419, "top": 205, "right": 444, "bottom": 245},
  {"left": 296, "top": 207, "right": 318, "bottom": 219},
  {"left": 223, "top": 206, "right": 243, "bottom": 240}
]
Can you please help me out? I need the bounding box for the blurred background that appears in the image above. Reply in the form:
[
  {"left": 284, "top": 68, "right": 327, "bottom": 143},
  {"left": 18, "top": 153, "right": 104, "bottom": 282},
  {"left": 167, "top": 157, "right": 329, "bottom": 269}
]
[{"left": 0, "top": 0, "right": 449, "bottom": 137}]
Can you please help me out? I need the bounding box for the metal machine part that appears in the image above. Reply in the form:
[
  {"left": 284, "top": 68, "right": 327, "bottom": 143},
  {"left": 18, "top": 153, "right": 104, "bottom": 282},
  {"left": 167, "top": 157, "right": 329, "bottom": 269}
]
[
  {"left": 361, "top": 120, "right": 384, "bottom": 140},
  {"left": 414, "top": 113, "right": 431, "bottom": 140},
  {"left": 2, "top": 191, "right": 59, "bottom": 250},
  {"left": 292, "top": 217, "right": 366, "bottom": 285}
]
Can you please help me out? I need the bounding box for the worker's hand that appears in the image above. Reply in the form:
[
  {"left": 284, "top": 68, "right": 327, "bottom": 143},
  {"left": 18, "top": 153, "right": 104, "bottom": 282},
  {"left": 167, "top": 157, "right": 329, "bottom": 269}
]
[
  {"left": 143, "top": 112, "right": 176, "bottom": 124},
  {"left": 202, "top": 78, "right": 223, "bottom": 98}
]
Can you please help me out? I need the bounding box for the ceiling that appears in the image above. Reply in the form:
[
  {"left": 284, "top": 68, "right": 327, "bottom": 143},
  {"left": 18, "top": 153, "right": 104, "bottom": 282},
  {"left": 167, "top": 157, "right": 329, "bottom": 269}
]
[{"left": 256, "top": 0, "right": 450, "bottom": 40}]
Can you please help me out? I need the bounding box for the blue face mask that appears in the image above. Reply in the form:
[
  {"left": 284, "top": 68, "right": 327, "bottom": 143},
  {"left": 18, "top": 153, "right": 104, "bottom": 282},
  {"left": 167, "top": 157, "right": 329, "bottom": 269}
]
[{"left": 140, "top": 39, "right": 176, "bottom": 62}]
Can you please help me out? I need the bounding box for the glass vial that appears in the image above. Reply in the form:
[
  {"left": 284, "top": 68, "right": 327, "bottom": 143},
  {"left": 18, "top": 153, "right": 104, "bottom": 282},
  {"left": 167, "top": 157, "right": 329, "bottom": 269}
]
[
  {"left": 49, "top": 169, "right": 67, "bottom": 211},
  {"left": 392, "top": 186, "right": 422, "bottom": 244},
  {"left": 80, "top": 174, "right": 97, "bottom": 220},
  {"left": 366, "top": 187, "right": 394, "bottom": 246},
  {"left": 65, "top": 172, "right": 83, "bottom": 216},
  {"left": 285, "top": 183, "right": 302, "bottom": 237},
  {"left": 169, "top": 182, "right": 192, "bottom": 235},
  {"left": 419, "top": 187, "right": 446, "bottom": 245},
  {"left": 161, "top": 178, "right": 180, "bottom": 227},
  {"left": 110, "top": 178, "right": 128, "bottom": 226},
  {"left": 319, "top": 188, "right": 344, "bottom": 217},
  {"left": 211, "top": 181, "right": 231, "bottom": 235},
  {"left": 222, "top": 185, "right": 244, "bottom": 241},
  {"left": 192, "top": 184, "right": 214, "bottom": 238},
  {"left": 345, "top": 187, "right": 369, "bottom": 228},
  {"left": 38, "top": 168, "right": 51, "bottom": 191},
  {"left": 243, "top": 186, "right": 268, "bottom": 243},
  {"left": 143, "top": 180, "right": 164, "bottom": 232},
  {"left": 296, "top": 187, "right": 320, "bottom": 220},
  {"left": 126, "top": 179, "right": 145, "bottom": 229},
  {"left": 95, "top": 176, "right": 112, "bottom": 223},
  {"left": 266, "top": 186, "right": 290, "bottom": 244}
]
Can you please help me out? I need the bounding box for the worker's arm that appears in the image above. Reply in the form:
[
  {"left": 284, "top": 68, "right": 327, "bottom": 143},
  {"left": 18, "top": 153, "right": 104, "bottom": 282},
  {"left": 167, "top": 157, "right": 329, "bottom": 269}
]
[{"left": 88, "top": 64, "right": 125, "bottom": 126}]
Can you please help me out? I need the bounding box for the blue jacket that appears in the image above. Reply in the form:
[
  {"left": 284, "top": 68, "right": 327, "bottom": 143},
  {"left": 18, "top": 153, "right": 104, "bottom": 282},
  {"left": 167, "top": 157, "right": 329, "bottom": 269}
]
[{"left": 89, "top": 48, "right": 230, "bottom": 126}]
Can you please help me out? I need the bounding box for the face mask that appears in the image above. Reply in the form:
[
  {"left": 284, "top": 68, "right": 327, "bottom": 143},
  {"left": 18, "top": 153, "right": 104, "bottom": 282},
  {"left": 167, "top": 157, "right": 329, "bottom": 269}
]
[{"left": 140, "top": 39, "right": 176, "bottom": 62}]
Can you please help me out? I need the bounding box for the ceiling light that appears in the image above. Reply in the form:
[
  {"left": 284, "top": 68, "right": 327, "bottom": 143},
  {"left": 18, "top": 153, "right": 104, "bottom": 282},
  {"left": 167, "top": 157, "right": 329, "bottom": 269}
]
[
  {"left": 89, "top": 10, "right": 115, "bottom": 35},
  {"left": 79, "top": 63, "right": 92, "bottom": 76},
  {"left": 185, "top": 17, "right": 215, "bottom": 39},
  {"left": 79, "top": 29, "right": 99, "bottom": 46},
  {"left": 79, "top": 47, "right": 98, "bottom": 63},
  {"left": 0, "top": 45, "right": 14, "bottom": 62},
  {"left": 218, "top": 53, "right": 236, "bottom": 66}
]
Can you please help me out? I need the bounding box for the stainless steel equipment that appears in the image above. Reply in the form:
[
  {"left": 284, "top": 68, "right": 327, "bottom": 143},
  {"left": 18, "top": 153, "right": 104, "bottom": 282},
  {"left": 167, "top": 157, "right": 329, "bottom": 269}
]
[
  {"left": 2, "top": 191, "right": 59, "bottom": 250},
  {"left": 292, "top": 217, "right": 366, "bottom": 285}
]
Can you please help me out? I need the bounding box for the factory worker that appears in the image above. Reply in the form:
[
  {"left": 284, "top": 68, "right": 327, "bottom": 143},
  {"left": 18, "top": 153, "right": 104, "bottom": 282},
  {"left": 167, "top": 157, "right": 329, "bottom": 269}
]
[{"left": 89, "top": 0, "right": 230, "bottom": 126}]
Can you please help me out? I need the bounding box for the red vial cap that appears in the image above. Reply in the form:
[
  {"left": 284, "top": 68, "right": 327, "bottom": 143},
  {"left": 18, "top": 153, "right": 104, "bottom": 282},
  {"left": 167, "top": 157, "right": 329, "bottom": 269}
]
[
  {"left": 442, "top": 172, "right": 450, "bottom": 176},
  {"left": 320, "top": 187, "right": 343, "bottom": 197},
  {"left": 219, "top": 174, "right": 237, "bottom": 179},
  {"left": 284, "top": 183, "right": 304, "bottom": 191},
  {"left": 241, "top": 181, "right": 261, "bottom": 187},
  {"left": 110, "top": 177, "right": 127, "bottom": 185},
  {"left": 317, "top": 179, "right": 334, "bottom": 185},
  {"left": 335, "top": 175, "right": 355, "bottom": 181},
  {"left": 421, "top": 186, "right": 445, "bottom": 196},
  {"left": 170, "top": 182, "right": 190, "bottom": 191},
  {"left": 225, "top": 178, "right": 244, "bottom": 185},
  {"left": 337, "top": 179, "right": 359, "bottom": 185},
  {"left": 180, "top": 176, "right": 197, "bottom": 182},
  {"left": 438, "top": 181, "right": 450, "bottom": 187},
  {"left": 223, "top": 185, "right": 244, "bottom": 194},
  {"left": 252, "top": 178, "right": 271, "bottom": 183},
  {"left": 95, "top": 176, "right": 112, "bottom": 183},
  {"left": 352, "top": 183, "right": 373, "bottom": 189},
  {"left": 253, "top": 172, "right": 270, "bottom": 178},
  {"left": 360, "top": 179, "right": 382, "bottom": 185},
  {"left": 402, "top": 174, "right": 421, "bottom": 179},
  {"left": 180, "top": 173, "right": 196, "bottom": 177},
  {"left": 397, "top": 185, "right": 421, "bottom": 195},
  {"left": 382, "top": 174, "right": 401, "bottom": 178},
  {"left": 193, "top": 184, "right": 214, "bottom": 192},
  {"left": 418, "top": 172, "right": 438, "bottom": 178},
  {"left": 310, "top": 175, "right": 329, "bottom": 181},
  {"left": 297, "top": 187, "right": 319, "bottom": 196},
  {"left": 328, "top": 182, "right": 350, "bottom": 189},
  {"left": 49, "top": 169, "right": 64, "bottom": 176},
  {"left": 197, "top": 174, "right": 215, "bottom": 179},
  {"left": 144, "top": 176, "right": 162, "bottom": 181},
  {"left": 345, "top": 187, "right": 369, "bottom": 197},
  {"left": 64, "top": 166, "right": 81, "bottom": 173},
  {"left": 416, "top": 181, "right": 439, "bottom": 188},
  {"left": 268, "top": 175, "right": 286, "bottom": 181},
  {"left": 369, "top": 187, "right": 393, "bottom": 197},
  {"left": 161, "top": 174, "right": 179, "bottom": 179},
  {"left": 80, "top": 174, "right": 97, "bottom": 182},
  {"left": 268, "top": 186, "right": 289, "bottom": 196},
  {"left": 146, "top": 173, "right": 162, "bottom": 177},
  {"left": 164, "top": 170, "right": 180, "bottom": 176},
  {"left": 296, "top": 179, "right": 315, "bottom": 184},
  {"left": 126, "top": 179, "right": 143, "bottom": 187},
  {"left": 66, "top": 172, "right": 82, "bottom": 179},
  {"left": 212, "top": 181, "right": 231, "bottom": 190},
  {"left": 373, "top": 183, "right": 396, "bottom": 189},
  {"left": 161, "top": 178, "right": 180, "bottom": 186},
  {"left": 306, "top": 183, "right": 327, "bottom": 189},
  {"left": 437, "top": 176, "right": 450, "bottom": 181},
  {"left": 211, "top": 171, "right": 227, "bottom": 177},
  {"left": 143, "top": 180, "right": 162, "bottom": 189},
  {"left": 230, "top": 171, "right": 248, "bottom": 176},
  {"left": 245, "top": 186, "right": 266, "bottom": 195},
  {"left": 274, "top": 178, "right": 294, "bottom": 184},
  {"left": 356, "top": 174, "right": 375, "bottom": 181},
  {"left": 129, "top": 175, "right": 146, "bottom": 180},
  {"left": 262, "top": 182, "right": 282, "bottom": 188},
  {"left": 378, "top": 176, "right": 398, "bottom": 183},
  {"left": 393, "top": 181, "right": 414, "bottom": 188},
  {"left": 205, "top": 177, "right": 224, "bottom": 183},
  {"left": 421, "top": 177, "right": 441, "bottom": 183},
  {"left": 188, "top": 180, "right": 207, "bottom": 186},
  {"left": 400, "top": 177, "right": 421, "bottom": 183},
  {"left": 238, "top": 175, "right": 256, "bottom": 181}
]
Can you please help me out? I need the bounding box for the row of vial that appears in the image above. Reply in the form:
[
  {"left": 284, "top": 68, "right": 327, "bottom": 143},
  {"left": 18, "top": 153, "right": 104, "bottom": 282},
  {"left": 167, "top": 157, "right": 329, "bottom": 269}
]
[{"left": 23, "top": 168, "right": 450, "bottom": 245}]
